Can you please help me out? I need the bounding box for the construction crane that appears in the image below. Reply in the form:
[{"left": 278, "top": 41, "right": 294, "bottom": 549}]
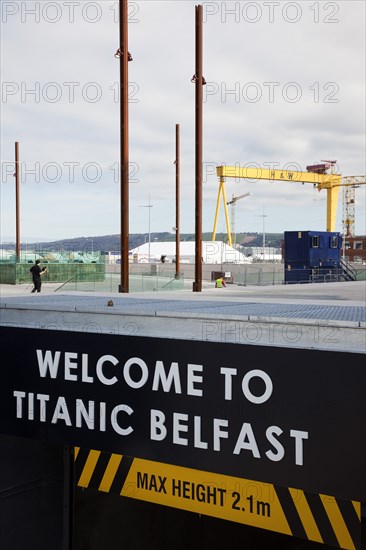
[
  {"left": 212, "top": 163, "right": 365, "bottom": 243},
  {"left": 341, "top": 176, "right": 366, "bottom": 237},
  {"left": 226, "top": 192, "right": 250, "bottom": 247}
]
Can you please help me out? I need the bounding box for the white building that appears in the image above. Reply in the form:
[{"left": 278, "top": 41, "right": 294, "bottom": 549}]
[
  {"left": 242, "top": 246, "right": 282, "bottom": 262},
  {"left": 128, "top": 241, "right": 252, "bottom": 264}
]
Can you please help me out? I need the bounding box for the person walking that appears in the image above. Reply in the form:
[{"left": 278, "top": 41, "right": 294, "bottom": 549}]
[
  {"left": 215, "top": 276, "right": 226, "bottom": 288},
  {"left": 30, "top": 259, "right": 47, "bottom": 293}
]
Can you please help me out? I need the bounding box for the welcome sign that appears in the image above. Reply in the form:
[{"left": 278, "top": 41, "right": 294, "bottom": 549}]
[{"left": 0, "top": 326, "right": 364, "bottom": 502}]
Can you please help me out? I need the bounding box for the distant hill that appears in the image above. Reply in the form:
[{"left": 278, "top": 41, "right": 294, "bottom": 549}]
[{"left": 6, "top": 232, "right": 283, "bottom": 252}]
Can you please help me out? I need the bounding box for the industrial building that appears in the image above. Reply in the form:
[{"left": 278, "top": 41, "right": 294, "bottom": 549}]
[{"left": 344, "top": 236, "right": 366, "bottom": 264}]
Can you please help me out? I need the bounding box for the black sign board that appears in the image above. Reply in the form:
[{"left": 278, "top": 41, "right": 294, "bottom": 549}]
[{"left": 0, "top": 326, "right": 364, "bottom": 501}]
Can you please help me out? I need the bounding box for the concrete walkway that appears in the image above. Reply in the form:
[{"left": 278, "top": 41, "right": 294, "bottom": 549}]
[
  {"left": 1, "top": 280, "right": 365, "bottom": 327},
  {"left": 1, "top": 279, "right": 365, "bottom": 305}
]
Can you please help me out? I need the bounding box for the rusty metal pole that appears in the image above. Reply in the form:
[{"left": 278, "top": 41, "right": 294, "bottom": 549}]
[
  {"left": 175, "top": 123, "right": 181, "bottom": 278},
  {"left": 15, "top": 141, "right": 20, "bottom": 261},
  {"left": 193, "top": 5, "right": 203, "bottom": 292},
  {"left": 119, "top": 0, "right": 129, "bottom": 292}
]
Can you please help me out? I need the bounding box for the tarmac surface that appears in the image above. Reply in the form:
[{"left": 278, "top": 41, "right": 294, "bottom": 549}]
[{"left": 1, "top": 280, "right": 365, "bottom": 324}]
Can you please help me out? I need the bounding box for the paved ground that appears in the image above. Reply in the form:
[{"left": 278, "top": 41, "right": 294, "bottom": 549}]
[
  {"left": 1, "top": 280, "right": 365, "bottom": 324},
  {"left": 2, "top": 279, "right": 365, "bottom": 301}
]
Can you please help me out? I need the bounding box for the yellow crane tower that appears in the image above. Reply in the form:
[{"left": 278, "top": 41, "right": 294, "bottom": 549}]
[{"left": 212, "top": 162, "right": 366, "bottom": 246}]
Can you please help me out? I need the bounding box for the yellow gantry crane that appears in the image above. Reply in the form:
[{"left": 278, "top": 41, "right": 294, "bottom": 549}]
[{"left": 212, "top": 163, "right": 365, "bottom": 246}]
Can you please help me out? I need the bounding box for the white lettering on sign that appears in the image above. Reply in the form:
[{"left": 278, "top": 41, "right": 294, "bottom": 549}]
[
  {"left": 96, "top": 354, "right": 119, "bottom": 385},
  {"left": 13, "top": 390, "right": 26, "bottom": 418},
  {"left": 51, "top": 396, "right": 72, "bottom": 425},
  {"left": 233, "top": 422, "right": 261, "bottom": 456},
  {"left": 194, "top": 415, "right": 208, "bottom": 449},
  {"left": 110, "top": 404, "right": 134, "bottom": 436},
  {"left": 265, "top": 426, "right": 284, "bottom": 462},
  {"left": 152, "top": 362, "right": 182, "bottom": 394},
  {"left": 220, "top": 367, "right": 273, "bottom": 403},
  {"left": 187, "top": 364, "right": 204, "bottom": 396},
  {"left": 35, "top": 350, "right": 204, "bottom": 396},
  {"left": 65, "top": 352, "right": 78, "bottom": 381},
  {"left": 173, "top": 413, "right": 189, "bottom": 446},
  {"left": 220, "top": 367, "right": 237, "bottom": 400},
  {"left": 149, "top": 410, "right": 309, "bottom": 466},
  {"left": 36, "top": 349, "right": 61, "bottom": 378},
  {"left": 123, "top": 357, "right": 149, "bottom": 389},
  {"left": 13, "top": 390, "right": 134, "bottom": 436},
  {"left": 242, "top": 369, "right": 273, "bottom": 404},
  {"left": 11, "top": 347, "right": 311, "bottom": 468},
  {"left": 290, "top": 429, "right": 309, "bottom": 466},
  {"left": 76, "top": 400, "right": 95, "bottom": 430},
  {"left": 150, "top": 409, "right": 167, "bottom": 441},
  {"left": 214, "top": 419, "right": 229, "bottom": 451}
]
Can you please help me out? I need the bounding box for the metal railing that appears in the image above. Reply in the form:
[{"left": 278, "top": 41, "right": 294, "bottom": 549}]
[
  {"left": 55, "top": 272, "right": 185, "bottom": 293},
  {"left": 340, "top": 258, "right": 358, "bottom": 281},
  {"left": 50, "top": 264, "right": 364, "bottom": 293},
  {"left": 236, "top": 266, "right": 284, "bottom": 286}
]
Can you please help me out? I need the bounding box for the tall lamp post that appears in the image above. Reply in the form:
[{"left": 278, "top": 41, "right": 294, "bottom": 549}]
[
  {"left": 175, "top": 123, "right": 181, "bottom": 278},
  {"left": 15, "top": 142, "right": 20, "bottom": 262},
  {"left": 139, "top": 195, "right": 153, "bottom": 263},
  {"left": 256, "top": 208, "right": 267, "bottom": 262}
]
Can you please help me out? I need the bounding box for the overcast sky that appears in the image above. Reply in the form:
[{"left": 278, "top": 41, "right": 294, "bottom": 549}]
[{"left": 1, "top": 0, "right": 365, "bottom": 242}]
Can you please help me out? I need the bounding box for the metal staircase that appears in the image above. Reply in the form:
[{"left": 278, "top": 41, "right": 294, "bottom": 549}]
[{"left": 340, "top": 258, "right": 357, "bottom": 281}]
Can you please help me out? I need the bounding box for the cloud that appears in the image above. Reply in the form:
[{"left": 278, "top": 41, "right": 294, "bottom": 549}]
[{"left": 1, "top": 0, "right": 365, "bottom": 241}]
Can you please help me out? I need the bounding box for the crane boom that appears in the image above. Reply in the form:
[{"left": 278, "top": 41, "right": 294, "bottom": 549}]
[
  {"left": 216, "top": 165, "right": 341, "bottom": 187},
  {"left": 340, "top": 176, "right": 366, "bottom": 186},
  {"left": 227, "top": 192, "right": 250, "bottom": 205}
]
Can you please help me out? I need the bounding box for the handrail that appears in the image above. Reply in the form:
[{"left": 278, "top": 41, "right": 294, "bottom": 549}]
[
  {"left": 54, "top": 273, "right": 77, "bottom": 292},
  {"left": 158, "top": 274, "right": 184, "bottom": 290},
  {"left": 340, "top": 258, "right": 357, "bottom": 281}
]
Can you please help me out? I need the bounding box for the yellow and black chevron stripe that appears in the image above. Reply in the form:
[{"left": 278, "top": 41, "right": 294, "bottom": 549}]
[
  {"left": 274, "top": 485, "right": 361, "bottom": 550},
  {"left": 74, "top": 447, "right": 361, "bottom": 550},
  {"left": 74, "top": 447, "right": 133, "bottom": 495}
]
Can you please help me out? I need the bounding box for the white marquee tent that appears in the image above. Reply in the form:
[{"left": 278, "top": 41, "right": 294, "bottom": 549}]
[{"left": 128, "top": 241, "right": 252, "bottom": 264}]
